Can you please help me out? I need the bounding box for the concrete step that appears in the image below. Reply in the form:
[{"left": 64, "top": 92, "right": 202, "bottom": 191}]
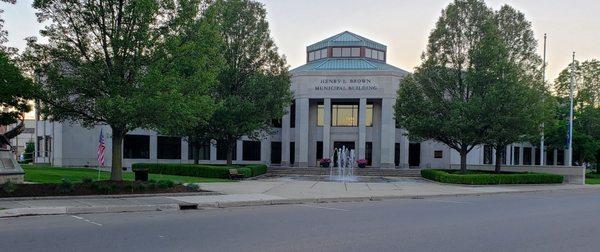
[{"left": 267, "top": 167, "right": 422, "bottom": 177}]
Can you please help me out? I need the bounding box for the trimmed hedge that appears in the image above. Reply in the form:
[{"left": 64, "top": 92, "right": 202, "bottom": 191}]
[
  {"left": 421, "top": 169, "right": 563, "bottom": 185},
  {"left": 131, "top": 163, "right": 267, "bottom": 179}
]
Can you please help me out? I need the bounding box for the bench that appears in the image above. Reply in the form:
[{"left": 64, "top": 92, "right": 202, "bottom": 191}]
[{"left": 228, "top": 169, "right": 245, "bottom": 180}]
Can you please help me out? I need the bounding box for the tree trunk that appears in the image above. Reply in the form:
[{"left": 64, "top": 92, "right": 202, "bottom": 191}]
[
  {"left": 192, "top": 141, "right": 200, "bottom": 165},
  {"left": 226, "top": 139, "right": 234, "bottom": 165},
  {"left": 110, "top": 128, "right": 124, "bottom": 181},
  {"left": 494, "top": 146, "right": 503, "bottom": 173},
  {"left": 459, "top": 145, "right": 468, "bottom": 173}
]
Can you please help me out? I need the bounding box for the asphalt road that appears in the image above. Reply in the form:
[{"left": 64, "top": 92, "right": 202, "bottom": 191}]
[{"left": 2, "top": 189, "right": 600, "bottom": 252}]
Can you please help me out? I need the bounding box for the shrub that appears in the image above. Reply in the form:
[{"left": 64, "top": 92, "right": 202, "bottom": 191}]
[
  {"left": 2, "top": 181, "right": 17, "bottom": 193},
  {"left": 82, "top": 177, "right": 94, "bottom": 184},
  {"left": 156, "top": 180, "right": 174, "bottom": 189},
  {"left": 244, "top": 164, "right": 268, "bottom": 177},
  {"left": 421, "top": 169, "right": 564, "bottom": 185},
  {"left": 57, "top": 179, "right": 74, "bottom": 193},
  {"left": 131, "top": 163, "right": 259, "bottom": 179},
  {"left": 186, "top": 183, "right": 200, "bottom": 191}
]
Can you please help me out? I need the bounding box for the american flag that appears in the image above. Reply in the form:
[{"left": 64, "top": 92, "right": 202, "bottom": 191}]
[{"left": 97, "top": 129, "right": 106, "bottom": 166}]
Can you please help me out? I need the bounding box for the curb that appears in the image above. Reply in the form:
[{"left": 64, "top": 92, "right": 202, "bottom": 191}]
[
  {"left": 1, "top": 186, "right": 596, "bottom": 218},
  {"left": 0, "top": 191, "right": 220, "bottom": 202}
]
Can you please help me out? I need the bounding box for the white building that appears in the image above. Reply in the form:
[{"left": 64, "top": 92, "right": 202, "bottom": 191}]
[{"left": 35, "top": 31, "right": 568, "bottom": 169}]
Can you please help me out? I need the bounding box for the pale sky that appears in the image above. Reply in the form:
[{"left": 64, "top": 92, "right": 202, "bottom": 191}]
[{"left": 2, "top": 0, "right": 599, "bottom": 83}]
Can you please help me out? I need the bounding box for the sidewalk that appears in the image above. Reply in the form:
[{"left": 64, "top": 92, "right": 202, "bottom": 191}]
[{"left": 0, "top": 177, "right": 595, "bottom": 218}]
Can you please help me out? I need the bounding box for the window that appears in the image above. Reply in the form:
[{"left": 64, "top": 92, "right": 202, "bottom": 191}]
[
  {"left": 290, "top": 100, "right": 296, "bottom": 128},
  {"left": 546, "top": 149, "right": 554, "bottom": 165},
  {"left": 434, "top": 150, "right": 443, "bottom": 159},
  {"left": 378, "top": 51, "right": 384, "bottom": 61},
  {"left": 535, "top": 148, "right": 541, "bottom": 165},
  {"left": 188, "top": 141, "right": 210, "bottom": 160},
  {"left": 36, "top": 136, "right": 43, "bottom": 157},
  {"left": 351, "top": 48, "right": 360, "bottom": 57},
  {"left": 483, "top": 145, "right": 493, "bottom": 164},
  {"left": 217, "top": 141, "right": 237, "bottom": 160},
  {"left": 332, "top": 104, "right": 358, "bottom": 127},
  {"left": 242, "top": 141, "right": 261, "bottom": 161},
  {"left": 513, "top": 147, "right": 520, "bottom": 165},
  {"left": 371, "top": 50, "right": 378, "bottom": 60},
  {"left": 366, "top": 142, "right": 372, "bottom": 166},
  {"left": 124, "top": 135, "right": 150, "bottom": 159},
  {"left": 271, "top": 142, "right": 281, "bottom": 164},
  {"left": 366, "top": 104, "right": 373, "bottom": 127},
  {"left": 395, "top": 143, "right": 400, "bottom": 166},
  {"left": 317, "top": 104, "right": 324, "bottom": 126},
  {"left": 157, "top": 136, "right": 181, "bottom": 159},
  {"left": 332, "top": 47, "right": 341, "bottom": 57},
  {"left": 308, "top": 51, "right": 315, "bottom": 61},
  {"left": 365, "top": 48, "right": 372, "bottom": 58},
  {"left": 316, "top": 141, "right": 323, "bottom": 161},
  {"left": 44, "top": 136, "right": 52, "bottom": 156},
  {"left": 523, "top": 147, "right": 532, "bottom": 165},
  {"left": 557, "top": 150, "right": 565, "bottom": 165},
  {"left": 341, "top": 48, "right": 351, "bottom": 57},
  {"left": 271, "top": 118, "right": 282, "bottom": 128},
  {"left": 321, "top": 48, "right": 328, "bottom": 58},
  {"left": 315, "top": 50, "right": 321, "bottom": 60}
]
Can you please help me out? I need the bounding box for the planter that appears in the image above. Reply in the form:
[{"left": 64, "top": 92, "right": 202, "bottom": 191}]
[
  {"left": 321, "top": 162, "right": 331, "bottom": 168},
  {"left": 357, "top": 164, "right": 366, "bottom": 168}
]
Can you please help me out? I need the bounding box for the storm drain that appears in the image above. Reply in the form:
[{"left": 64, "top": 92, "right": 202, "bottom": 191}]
[{"left": 178, "top": 203, "right": 199, "bottom": 210}]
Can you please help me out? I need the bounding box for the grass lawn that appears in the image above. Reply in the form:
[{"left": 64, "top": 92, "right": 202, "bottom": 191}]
[
  {"left": 22, "top": 165, "right": 232, "bottom": 184},
  {"left": 585, "top": 172, "right": 600, "bottom": 184}
]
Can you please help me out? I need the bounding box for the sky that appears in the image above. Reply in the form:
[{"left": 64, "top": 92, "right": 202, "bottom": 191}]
[{"left": 2, "top": 0, "right": 600, "bottom": 83}]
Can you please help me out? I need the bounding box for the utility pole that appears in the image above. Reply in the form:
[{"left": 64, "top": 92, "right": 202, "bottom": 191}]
[
  {"left": 540, "top": 33, "right": 547, "bottom": 166},
  {"left": 567, "top": 52, "right": 575, "bottom": 166}
]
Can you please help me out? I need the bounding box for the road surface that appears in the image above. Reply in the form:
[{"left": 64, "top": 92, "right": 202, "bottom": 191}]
[{"left": 2, "top": 189, "right": 600, "bottom": 251}]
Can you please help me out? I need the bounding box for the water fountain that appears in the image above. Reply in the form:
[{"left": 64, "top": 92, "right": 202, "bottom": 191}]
[{"left": 328, "top": 145, "right": 357, "bottom": 182}]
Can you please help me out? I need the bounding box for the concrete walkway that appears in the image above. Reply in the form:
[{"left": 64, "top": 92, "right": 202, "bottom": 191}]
[{"left": 0, "top": 177, "right": 595, "bottom": 218}]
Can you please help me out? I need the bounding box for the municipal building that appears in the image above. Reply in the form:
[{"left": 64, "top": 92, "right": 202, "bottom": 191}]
[{"left": 34, "top": 32, "right": 569, "bottom": 169}]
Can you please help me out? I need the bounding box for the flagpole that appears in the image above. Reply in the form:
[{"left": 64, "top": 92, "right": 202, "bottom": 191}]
[
  {"left": 568, "top": 52, "right": 575, "bottom": 166},
  {"left": 540, "top": 33, "right": 547, "bottom": 166}
]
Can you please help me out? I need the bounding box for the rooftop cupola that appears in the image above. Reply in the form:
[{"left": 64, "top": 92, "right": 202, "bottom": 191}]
[{"left": 306, "top": 31, "right": 387, "bottom": 63}]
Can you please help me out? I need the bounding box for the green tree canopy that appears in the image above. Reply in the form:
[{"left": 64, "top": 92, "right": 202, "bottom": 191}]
[
  {"left": 27, "top": 0, "right": 219, "bottom": 180},
  {"left": 395, "top": 0, "right": 546, "bottom": 172},
  {"left": 0, "top": 50, "right": 35, "bottom": 127},
  {"left": 203, "top": 0, "right": 292, "bottom": 165}
]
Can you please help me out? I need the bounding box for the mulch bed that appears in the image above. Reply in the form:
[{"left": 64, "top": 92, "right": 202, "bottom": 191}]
[{"left": 0, "top": 181, "right": 206, "bottom": 198}]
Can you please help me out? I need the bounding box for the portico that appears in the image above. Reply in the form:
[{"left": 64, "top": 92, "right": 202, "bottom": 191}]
[{"left": 278, "top": 31, "right": 410, "bottom": 168}]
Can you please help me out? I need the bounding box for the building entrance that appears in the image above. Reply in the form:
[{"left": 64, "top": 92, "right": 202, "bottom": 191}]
[
  {"left": 333, "top": 141, "right": 355, "bottom": 167},
  {"left": 409, "top": 143, "right": 421, "bottom": 167}
]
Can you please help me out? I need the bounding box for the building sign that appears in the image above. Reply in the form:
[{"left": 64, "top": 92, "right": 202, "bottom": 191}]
[{"left": 314, "top": 78, "right": 378, "bottom": 91}]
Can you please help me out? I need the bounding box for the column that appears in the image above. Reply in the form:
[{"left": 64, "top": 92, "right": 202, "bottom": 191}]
[
  {"left": 323, "top": 99, "right": 331, "bottom": 159},
  {"left": 380, "top": 98, "right": 396, "bottom": 168},
  {"left": 181, "top": 138, "right": 189, "bottom": 163},
  {"left": 530, "top": 147, "right": 535, "bottom": 166},
  {"left": 518, "top": 144, "right": 524, "bottom": 165},
  {"left": 261, "top": 135, "right": 270, "bottom": 165},
  {"left": 510, "top": 144, "right": 515, "bottom": 165},
  {"left": 553, "top": 148, "right": 558, "bottom": 165},
  {"left": 281, "top": 106, "right": 291, "bottom": 167},
  {"left": 150, "top": 134, "right": 158, "bottom": 160},
  {"left": 400, "top": 129, "right": 410, "bottom": 169},
  {"left": 209, "top": 139, "right": 217, "bottom": 163},
  {"left": 358, "top": 98, "right": 367, "bottom": 159},
  {"left": 236, "top": 139, "right": 243, "bottom": 164},
  {"left": 295, "top": 98, "right": 309, "bottom": 167}
]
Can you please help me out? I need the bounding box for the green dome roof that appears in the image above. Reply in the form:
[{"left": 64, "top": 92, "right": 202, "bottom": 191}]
[{"left": 306, "top": 31, "right": 387, "bottom": 52}]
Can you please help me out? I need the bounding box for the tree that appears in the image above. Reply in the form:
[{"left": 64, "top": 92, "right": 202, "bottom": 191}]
[
  {"left": 28, "top": 0, "right": 215, "bottom": 180},
  {"left": 395, "top": 0, "right": 494, "bottom": 172},
  {"left": 555, "top": 60, "right": 600, "bottom": 108},
  {"left": 0, "top": 50, "right": 35, "bottom": 133},
  {"left": 483, "top": 5, "right": 547, "bottom": 172},
  {"left": 144, "top": 1, "right": 224, "bottom": 165},
  {"left": 203, "top": 0, "right": 291, "bottom": 165},
  {"left": 0, "top": 0, "right": 17, "bottom": 54}
]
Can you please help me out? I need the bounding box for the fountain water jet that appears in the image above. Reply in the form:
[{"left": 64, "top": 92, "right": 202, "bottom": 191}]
[{"left": 328, "top": 145, "right": 357, "bottom": 182}]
